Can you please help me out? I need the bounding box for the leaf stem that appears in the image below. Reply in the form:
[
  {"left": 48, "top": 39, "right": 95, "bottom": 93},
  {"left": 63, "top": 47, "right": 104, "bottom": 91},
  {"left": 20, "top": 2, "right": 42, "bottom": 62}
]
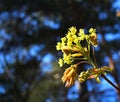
[{"left": 87, "top": 50, "right": 120, "bottom": 94}]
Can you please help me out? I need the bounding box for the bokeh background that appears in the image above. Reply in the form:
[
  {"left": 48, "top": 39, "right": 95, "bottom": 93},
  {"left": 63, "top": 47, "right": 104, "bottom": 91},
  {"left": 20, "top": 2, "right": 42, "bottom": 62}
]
[{"left": 0, "top": 0, "right": 120, "bottom": 102}]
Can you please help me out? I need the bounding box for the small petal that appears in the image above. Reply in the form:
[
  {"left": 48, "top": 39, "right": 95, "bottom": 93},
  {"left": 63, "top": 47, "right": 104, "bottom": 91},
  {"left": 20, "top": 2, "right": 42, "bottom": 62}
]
[
  {"left": 56, "top": 42, "right": 61, "bottom": 50},
  {"left": 58, "top": 58, "right": 64, "bottom": 67}
]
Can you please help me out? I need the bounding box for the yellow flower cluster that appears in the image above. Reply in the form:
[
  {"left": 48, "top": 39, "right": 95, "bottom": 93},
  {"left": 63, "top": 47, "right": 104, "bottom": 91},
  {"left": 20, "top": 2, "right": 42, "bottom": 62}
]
[
  {"left": 56, "top": 26, "right": 99, "bottom": 87},
  {"left": 56, "top": 26, "right": 98, "bottom": 67},
  {"left": 89, "top": 28, "right": 98, "bottom": 47},
  {"left": 56, "top": 27, "right": 117, "bottom": 91}
]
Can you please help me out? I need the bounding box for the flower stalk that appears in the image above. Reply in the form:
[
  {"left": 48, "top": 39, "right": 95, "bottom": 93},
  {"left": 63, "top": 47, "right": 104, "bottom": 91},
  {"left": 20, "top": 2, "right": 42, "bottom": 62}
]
[{"left": 56, "top": 26, "right": 120, "bottom": 93}]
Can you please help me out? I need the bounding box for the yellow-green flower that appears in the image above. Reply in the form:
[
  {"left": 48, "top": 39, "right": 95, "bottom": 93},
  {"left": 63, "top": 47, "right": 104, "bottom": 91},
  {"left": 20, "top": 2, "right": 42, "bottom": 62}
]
[
  {"left": 85, "top": 35, "right": 89, "bottom": 41},
  {"left": 78, "top": 71, "right": 86, "bottom": 83},
  {"left": 78, "top": 29, "right": 85, "bottom": 40},
  {"left": 68, "top": 26, "right": 77, "bottom": 35},
  {"left": 89, "top": 28, "right": 98, "bottom": 46},
  {"left": 90, "top": 33, "right": 98, "bottom": 47},
  {"left": 63, "top": 53, "right": 73, "bottom": 64},
  {"left": 89, "top": 28, "right": 96, "bottom": 33},
  {"left": 78, "top": 29, "right": 84, "bottom": 36},
  {"left": 61, "top": 37, "right": 66, "bottom": 43},
  {"left": 67, "top": 37, "right": 73, "bottom": 47},
  {"left": 58, "top": 58, "right": 64, "bottom": 67},
  {"left": 56, "top": 42, "right": 61, "bottom": 50}
]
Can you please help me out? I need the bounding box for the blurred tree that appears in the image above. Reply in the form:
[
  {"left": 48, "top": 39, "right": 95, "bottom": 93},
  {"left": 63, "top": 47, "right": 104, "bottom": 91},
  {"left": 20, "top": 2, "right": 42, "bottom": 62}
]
[{"left": 0, "top": 0, "right": 120, "bottom": 102}]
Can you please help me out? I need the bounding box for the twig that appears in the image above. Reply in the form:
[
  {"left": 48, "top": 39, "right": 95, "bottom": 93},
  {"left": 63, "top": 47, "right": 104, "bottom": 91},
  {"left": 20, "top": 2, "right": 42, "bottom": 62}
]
[{"left": 101, "top": 74, "right": 120, "bottom": 94}]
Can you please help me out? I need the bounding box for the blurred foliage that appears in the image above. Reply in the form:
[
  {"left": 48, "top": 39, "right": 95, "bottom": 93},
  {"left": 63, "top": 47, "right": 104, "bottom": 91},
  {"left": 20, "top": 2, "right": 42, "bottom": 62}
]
[
  {"left": 29, "top": 62, "right": 63, "bottom": 102},
  {"left": 0, "top": 0, "right": 120, "bottom": 102}
]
